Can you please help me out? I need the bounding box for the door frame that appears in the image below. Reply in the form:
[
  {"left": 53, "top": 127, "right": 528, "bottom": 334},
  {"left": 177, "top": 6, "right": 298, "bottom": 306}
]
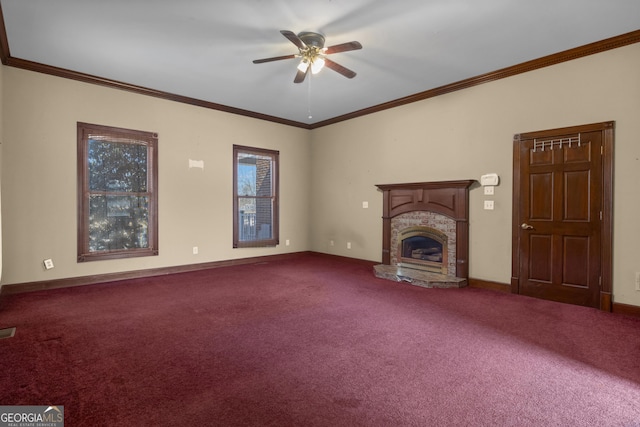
[{"left": 511, "top": 121, "right": 614, "bottom": 311}]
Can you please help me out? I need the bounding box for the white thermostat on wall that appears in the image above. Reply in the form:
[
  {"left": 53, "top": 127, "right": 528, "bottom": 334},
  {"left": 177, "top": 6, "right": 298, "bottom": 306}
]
[{"left": 480, "top": 173, "right": 499, "bottom": 186}]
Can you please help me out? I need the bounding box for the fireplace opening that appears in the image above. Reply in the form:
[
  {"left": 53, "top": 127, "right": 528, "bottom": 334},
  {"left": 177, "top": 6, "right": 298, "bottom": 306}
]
[
  {"left": 403, "top": 236, "right": 442, "bottom": 261},
  {"left": 398, "top": 226, "right": 448, "bottom": 274}
]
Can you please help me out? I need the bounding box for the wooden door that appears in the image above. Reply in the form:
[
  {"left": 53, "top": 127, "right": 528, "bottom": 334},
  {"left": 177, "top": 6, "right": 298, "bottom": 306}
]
[{"left": 512, "top": 122, "right": 613, "bottom": 310}]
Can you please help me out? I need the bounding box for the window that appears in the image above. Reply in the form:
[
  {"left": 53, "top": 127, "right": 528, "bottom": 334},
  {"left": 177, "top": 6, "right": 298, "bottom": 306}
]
[
  {"left": 77, "top": 122, "right": 158, "bottom": 261},
  {"left": 233, "top": 145, "right": 279, "bottom": 248}
]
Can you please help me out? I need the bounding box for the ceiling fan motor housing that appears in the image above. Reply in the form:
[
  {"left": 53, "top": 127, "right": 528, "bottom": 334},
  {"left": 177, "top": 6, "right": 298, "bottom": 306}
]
[{"left": 298, "top": 32, "right": 325, "bottom": 49}]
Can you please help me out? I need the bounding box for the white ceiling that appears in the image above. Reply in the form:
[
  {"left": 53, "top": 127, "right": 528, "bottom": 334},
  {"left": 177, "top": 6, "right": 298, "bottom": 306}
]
[{"left": 1, "top": 0, "right": 639, "bottom": 127}]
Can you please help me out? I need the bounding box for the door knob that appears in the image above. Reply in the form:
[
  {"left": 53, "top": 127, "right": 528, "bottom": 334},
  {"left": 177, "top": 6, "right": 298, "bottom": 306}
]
[{"left": 521, "top": 223, "right": 534, "bottom": 230}]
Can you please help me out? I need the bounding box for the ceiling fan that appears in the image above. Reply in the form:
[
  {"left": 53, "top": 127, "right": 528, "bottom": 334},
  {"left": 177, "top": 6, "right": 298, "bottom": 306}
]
[{"left": 253, "top": 30, "right": 362, "bottom": 83}]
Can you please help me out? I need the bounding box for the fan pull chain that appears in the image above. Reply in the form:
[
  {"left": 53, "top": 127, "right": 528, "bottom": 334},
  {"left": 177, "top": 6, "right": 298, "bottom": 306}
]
[{"left": 307, "top": 73, "right": 312, "bottom": 119}]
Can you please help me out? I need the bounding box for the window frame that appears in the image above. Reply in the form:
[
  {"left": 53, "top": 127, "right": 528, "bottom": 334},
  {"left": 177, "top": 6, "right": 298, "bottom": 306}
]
[
  {"left": 77, "top": 122, "right": 159, "bottom": 262},
  {"left": 233, "top": 145, "right": 279, "bottom": 248}
]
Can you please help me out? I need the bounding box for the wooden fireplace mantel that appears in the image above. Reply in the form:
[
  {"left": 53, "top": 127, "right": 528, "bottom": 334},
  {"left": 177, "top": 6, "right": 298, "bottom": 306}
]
[{"left": 376, "top": 180, "right": 475, "bottom": 278}]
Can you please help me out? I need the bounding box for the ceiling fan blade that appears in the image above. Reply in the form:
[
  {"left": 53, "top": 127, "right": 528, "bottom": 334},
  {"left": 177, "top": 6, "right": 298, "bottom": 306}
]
[
  {"left": 280, "top": 30, "right": 307, "bottom": 50},
  {"left": 294, "top": 67, "right": 309, "bottom": 84},
  {"left": 324, "top": 41, "right": 362, "bottom": 55},
  {"left": 324, "top": 58, "right": 357, "bottom": 79},
  {"left": 252, "top": 54, "right": 297, "bottom": 64}
]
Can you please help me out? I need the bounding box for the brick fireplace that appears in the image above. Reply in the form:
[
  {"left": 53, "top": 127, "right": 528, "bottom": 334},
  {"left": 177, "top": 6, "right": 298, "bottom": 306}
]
[{"left": 374, "top": 180, "right": 475, "bottom": 288}]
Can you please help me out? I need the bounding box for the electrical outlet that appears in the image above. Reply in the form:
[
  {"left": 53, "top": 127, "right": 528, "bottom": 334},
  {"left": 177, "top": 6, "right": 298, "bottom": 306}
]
[
  {"left": 285, "top": 239, "right": 290, "bottom": 246},
  {"left": 43, "top": 259, "right": 54, "bottom": 270},
  {"left": 330, "top": 240, "right": 334, "bottom": 246},
  {"left": 362, "top": 201, "right": 369, "bottom": 208},
  {"left": 484, "top": 200, "right": 495, "bottom": 210},
  {"left": 192, "top": 246, "right": 198, "bottom": 255},
  {"left": 347, "top": 242, "right": 352, "bottom": 249},
  {"left": 635, "top": 272, "right": 640, "bottom": 291}
]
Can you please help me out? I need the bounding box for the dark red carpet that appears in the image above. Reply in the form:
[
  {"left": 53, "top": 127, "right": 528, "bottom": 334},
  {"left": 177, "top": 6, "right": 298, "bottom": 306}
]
[{"left": 1, "top": 253, "right": 639, "bottom": 426}]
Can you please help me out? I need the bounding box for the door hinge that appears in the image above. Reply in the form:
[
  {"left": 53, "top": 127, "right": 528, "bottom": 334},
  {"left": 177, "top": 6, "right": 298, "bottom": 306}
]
[
  {"left": 599, "top": 276, "right": 602, "bottom": 288},
  {"left": 599, "top": 210, "right": 602, "bottom": 220},
  {"left": 601, "top": 146, "right": 603, "bottom": 155}
]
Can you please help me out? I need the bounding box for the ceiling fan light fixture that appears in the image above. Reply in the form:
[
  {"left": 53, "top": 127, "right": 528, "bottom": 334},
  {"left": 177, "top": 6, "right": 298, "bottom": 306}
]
[
  {"left": 311, "top": 57, "right": 325, "bottom": 74},
  {"left": 297, "top": 60, "right": 310, "bottom": 73}
]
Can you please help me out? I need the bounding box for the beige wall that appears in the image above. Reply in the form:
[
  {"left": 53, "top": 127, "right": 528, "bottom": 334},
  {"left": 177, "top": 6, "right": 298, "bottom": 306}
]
[
  {"left": 2, "top": 43, "right": 640, "bottom": 307},
  {"left": 310, "top": 43, "right": 640, "bottom": 307},
  {"left": 0, "top": 62, "right": 3, "bottom": 285},
  {"left": 1, "top": 68, "right": 310, "bottom": 285}
]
